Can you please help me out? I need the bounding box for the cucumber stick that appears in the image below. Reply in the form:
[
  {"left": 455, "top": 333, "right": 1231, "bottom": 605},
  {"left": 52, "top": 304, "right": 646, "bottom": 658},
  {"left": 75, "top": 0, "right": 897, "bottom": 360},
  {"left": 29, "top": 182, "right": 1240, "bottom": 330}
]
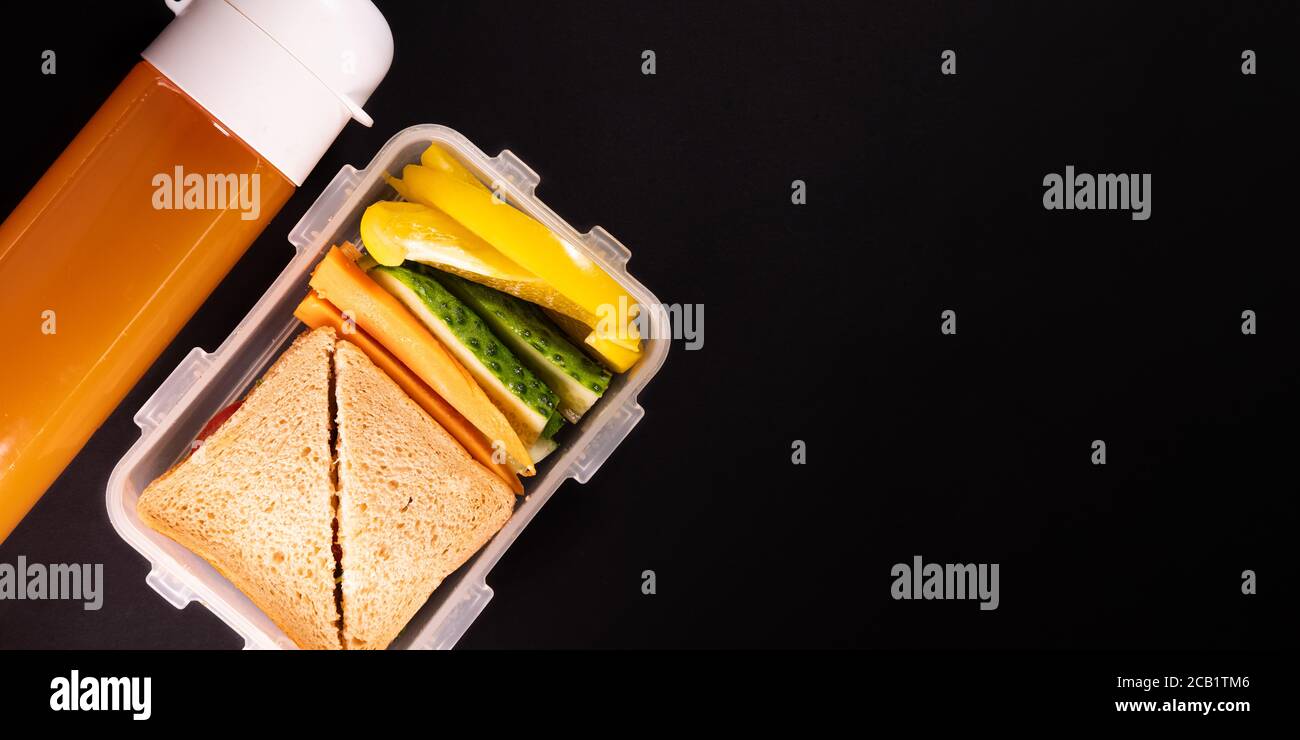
[
  {"left": 369, "top": 265, "right": 563, "bottom": 448},
  {"left": 438, "top": 272, "right": 612, "bottom": 422}
]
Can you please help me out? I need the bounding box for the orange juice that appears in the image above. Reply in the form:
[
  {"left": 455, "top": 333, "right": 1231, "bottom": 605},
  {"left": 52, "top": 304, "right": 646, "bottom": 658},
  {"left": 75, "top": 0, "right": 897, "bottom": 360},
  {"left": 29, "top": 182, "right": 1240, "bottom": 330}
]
[
  {"left": 0, "top": 62, "right": 294, "bottom": 540},
  {"left": 0, "top": 0, "right": 393, "bottom": 543}
]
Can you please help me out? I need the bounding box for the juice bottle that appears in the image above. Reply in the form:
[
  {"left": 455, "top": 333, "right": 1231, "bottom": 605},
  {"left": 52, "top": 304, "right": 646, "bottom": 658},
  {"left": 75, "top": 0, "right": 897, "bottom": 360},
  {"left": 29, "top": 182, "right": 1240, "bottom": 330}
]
[{"left": 0, "top": 0, "right": 393, "bottom": 542}]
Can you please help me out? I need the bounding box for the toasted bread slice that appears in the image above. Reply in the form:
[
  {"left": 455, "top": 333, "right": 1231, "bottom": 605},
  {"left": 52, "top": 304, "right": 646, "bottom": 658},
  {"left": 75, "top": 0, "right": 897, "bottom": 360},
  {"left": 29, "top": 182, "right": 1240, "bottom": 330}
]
[
  {"left": 333, "top": 339, "right": 515, "bottom": 650},
  {"left": 137, "top": 327, "right": 341, "bottom": 650}
]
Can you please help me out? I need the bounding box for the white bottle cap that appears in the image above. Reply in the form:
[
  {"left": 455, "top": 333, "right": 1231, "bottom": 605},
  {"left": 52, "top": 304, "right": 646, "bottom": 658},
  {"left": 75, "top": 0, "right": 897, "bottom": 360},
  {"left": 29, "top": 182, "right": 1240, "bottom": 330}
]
[{"left": 144, "top": 0, "right": 394, "bottom": 185}]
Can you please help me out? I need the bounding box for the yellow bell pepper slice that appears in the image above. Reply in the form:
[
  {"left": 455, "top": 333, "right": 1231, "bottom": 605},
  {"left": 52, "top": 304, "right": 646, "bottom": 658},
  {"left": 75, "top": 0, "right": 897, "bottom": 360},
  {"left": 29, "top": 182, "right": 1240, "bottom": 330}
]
[
  {"left": 361, "top": 198, "right": 603, "bottom": 327},
  {"left": 394, "top": 164, "right": 643, "bottom": 358},
  {"left": 420, "top": 143, "right": 490, "bottom": 192},
  {"left": 542, "top": 308, "right": 642, "bottom": 374},
  {"left": 585, "top": 333, "right": 643, "bottom": 374},
  {"left": 362, "top": 200, "right": 528, "bottom": 276}
]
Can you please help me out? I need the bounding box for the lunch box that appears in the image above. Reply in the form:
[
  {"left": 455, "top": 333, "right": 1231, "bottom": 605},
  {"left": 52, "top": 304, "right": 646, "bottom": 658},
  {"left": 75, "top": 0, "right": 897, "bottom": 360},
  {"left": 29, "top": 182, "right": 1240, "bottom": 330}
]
[{"left": 105, "top": 124, "right": 669, "bottom": 649}]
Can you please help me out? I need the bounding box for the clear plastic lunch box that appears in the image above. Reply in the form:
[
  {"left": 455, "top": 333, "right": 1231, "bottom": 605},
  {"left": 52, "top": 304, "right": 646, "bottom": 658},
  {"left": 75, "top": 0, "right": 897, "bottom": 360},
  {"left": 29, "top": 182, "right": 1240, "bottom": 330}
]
[{"left": 105, "top": 124, "right": 669, "bottom": 649}]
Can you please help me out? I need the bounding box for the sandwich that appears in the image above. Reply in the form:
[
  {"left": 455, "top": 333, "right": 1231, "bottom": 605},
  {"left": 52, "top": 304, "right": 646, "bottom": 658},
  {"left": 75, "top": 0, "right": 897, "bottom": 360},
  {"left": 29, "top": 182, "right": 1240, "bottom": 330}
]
[
  {"left": 137, "top": 327, "right": 515, "bottom": 649},
  {"left": 333, "top": 339, "right": 514, "bottom": 648},
  {"left": 137, "top": 327, "right": 339, "bottom": 649}
]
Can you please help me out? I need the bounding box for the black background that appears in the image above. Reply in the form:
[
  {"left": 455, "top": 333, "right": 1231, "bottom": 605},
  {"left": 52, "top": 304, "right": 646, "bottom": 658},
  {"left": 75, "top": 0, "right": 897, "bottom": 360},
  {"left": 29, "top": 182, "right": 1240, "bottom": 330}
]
[{"left": 0, "top": 0, "right": 1295, "bottom": 653}]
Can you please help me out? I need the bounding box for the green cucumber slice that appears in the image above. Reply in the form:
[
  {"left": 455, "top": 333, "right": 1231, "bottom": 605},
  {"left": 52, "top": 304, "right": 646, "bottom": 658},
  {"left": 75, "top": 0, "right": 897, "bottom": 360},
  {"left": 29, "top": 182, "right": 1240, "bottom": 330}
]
[
  {"left": 528, "top": 435, "right": 559, "bottom": 464},
  {"left": 438, "top": 272, "right": 612, "bottom": 422},
  {"left": 369, "top": 264, "right": 563, "bottom": 445}
]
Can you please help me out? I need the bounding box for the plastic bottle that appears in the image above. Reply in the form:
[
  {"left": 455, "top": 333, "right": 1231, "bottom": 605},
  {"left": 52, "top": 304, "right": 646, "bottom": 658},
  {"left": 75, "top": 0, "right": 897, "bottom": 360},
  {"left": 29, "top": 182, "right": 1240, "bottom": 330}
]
[{"left": 0, "top": 0, "right": 393, "bottom": 543}]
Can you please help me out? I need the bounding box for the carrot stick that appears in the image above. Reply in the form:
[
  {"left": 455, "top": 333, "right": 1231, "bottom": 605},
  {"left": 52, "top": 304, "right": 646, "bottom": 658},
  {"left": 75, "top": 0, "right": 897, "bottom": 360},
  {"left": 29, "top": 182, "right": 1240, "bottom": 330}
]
[
  {"left": 294, "top": 291, "right": 523, "bottom": 494},
  {"left": 308, "top": 244, "right": 534, "bottom": 474}
]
